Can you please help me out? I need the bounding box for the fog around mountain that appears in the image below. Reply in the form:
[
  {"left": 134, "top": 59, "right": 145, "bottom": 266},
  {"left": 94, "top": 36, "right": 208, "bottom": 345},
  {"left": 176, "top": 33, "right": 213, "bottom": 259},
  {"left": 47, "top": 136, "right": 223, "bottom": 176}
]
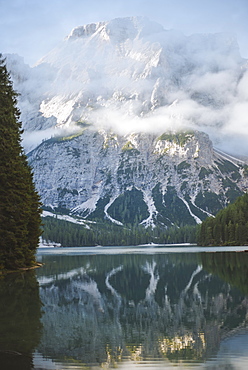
[{"left": 5, "top": 17, "right": 248, "bottom": 156}]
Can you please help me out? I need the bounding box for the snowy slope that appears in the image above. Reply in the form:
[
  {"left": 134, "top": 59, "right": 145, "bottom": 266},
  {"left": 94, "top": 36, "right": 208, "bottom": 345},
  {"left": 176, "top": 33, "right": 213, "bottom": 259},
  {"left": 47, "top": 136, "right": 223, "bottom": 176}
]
[{"left": 6, "top": 17, "right": 248, "bottom": 154}]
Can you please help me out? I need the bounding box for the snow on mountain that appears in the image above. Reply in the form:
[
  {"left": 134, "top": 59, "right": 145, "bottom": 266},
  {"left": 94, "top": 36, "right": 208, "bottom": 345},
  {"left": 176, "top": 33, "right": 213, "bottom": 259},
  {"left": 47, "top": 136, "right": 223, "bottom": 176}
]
[
  {"left": 5, "top": 16, "right": 248, "bottom": 155},
  {"left": 4, "top": 17, "right": 248, "bottom": 228},
  {"left": 28, "top": 128, "right": 248, "bottom": 227}
]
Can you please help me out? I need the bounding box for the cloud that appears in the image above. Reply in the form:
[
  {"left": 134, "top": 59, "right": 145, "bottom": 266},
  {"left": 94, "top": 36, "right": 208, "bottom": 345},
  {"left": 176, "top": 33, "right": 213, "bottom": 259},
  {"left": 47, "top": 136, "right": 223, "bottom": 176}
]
[{"left": 5, "top": 17, "right": 248, "bottom": 157}]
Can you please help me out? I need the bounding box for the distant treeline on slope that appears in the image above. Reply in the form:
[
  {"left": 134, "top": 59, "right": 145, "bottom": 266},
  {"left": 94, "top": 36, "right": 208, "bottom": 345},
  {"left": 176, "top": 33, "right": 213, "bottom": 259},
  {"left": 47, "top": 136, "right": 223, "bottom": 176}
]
[
  {"left": 41, "top": 217, "right": 197, "bottom": 247},
  {"left": 42, "top": 192, "right": 248, "bottom": 248},
  {"left": 197, "top": 193, "right": 248, "bottom": 246}
]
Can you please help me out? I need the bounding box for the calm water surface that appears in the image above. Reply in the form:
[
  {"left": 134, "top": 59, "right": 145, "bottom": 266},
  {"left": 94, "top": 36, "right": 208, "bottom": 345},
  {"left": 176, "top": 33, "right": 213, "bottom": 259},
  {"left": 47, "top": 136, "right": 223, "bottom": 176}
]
[{"left": 1, "top": 245, "right": 248, "bottom": 370}]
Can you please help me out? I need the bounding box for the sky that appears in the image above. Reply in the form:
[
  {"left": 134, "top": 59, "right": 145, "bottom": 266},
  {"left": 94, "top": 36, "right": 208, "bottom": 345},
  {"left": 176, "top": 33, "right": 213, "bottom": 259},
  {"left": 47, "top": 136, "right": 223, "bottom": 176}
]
[{"left": 1, "top": 0, "right": 248, "bottom": 66}]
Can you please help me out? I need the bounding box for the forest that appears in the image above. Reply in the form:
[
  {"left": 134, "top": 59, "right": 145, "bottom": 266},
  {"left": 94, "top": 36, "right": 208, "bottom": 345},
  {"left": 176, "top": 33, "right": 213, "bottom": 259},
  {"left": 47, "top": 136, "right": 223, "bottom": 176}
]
[
  {"left": 197, "top": 193, "right": 248, "bottom": 246},
  {"left": 41, "top": 216, "right": 197, "bottom": 247}
]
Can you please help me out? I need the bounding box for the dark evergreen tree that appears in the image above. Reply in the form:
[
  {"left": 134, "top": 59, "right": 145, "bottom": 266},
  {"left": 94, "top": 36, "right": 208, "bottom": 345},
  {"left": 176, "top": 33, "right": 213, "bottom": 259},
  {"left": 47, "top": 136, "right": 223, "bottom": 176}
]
[
  {"left": 41, "top": 215, "right": 198, "bottom": 247},
  {"left": 0, "top": 55, "right": 42, "bottom": 270},
  {"left": 197, "top": 192, "right": 248, "bottom": 246}
]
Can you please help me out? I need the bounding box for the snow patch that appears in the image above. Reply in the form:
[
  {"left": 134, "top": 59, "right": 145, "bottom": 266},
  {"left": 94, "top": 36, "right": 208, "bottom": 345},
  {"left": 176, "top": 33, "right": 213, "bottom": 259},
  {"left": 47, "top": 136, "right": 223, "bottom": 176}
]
[
  {"left": 72, "top": 183, "right": 102, "bottom": 217},
  {"left": 214, "top": 148, "right": 245, "bottom": 166},
  {"left": 42, "top": 210, "right": 92, "bottom": 229},
  {"left": 140, "top": 190, "right": 158, "bottom": 228},
  {"left": 37, "top": 267, "right": 88, "bottom": 286},
  {"left": 142, "top": 261, "right": 159, "bottom": 301},
  {"left": 178, "top": 196, "right": 202, "bottom": 224},
  {"left": 104, "top": 196, "right": 124, "bottom": 226},
  {"left": 182, "top": 265, "right": 203, "bottom": 295},
  {"left": 191, "top": 194, "right": 214, "bottom": 218}
]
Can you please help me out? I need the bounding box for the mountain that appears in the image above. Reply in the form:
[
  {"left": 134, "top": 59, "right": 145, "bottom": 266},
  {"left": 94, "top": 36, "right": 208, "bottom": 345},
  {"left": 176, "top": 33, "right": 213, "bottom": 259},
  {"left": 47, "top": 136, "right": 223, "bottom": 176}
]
[
  {"left": 28, "top": 129, "right": 248, "bottom": 228},
  {"left": 5, "top": 17, "right": 248, "bottom": 230}
]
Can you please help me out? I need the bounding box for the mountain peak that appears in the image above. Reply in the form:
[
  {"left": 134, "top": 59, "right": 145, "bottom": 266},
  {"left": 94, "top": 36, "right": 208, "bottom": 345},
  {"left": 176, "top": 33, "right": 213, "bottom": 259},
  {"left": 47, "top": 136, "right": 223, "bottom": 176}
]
[
  {"left": 66, "top": 17, "right": 165, "bottom": 43},
  {"left": 6, "top": 16, "right": 247, "bottom": 156}
]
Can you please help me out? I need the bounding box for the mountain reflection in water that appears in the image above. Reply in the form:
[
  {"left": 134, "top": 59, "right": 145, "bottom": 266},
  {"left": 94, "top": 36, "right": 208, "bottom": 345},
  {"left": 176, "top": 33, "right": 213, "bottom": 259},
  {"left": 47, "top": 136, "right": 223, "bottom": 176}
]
[
  {"left": 0, "top": 249, "right": 248, "bottom": 369},
  {"left": 34, "top": 250, "right": 248, "bottom": 369}
]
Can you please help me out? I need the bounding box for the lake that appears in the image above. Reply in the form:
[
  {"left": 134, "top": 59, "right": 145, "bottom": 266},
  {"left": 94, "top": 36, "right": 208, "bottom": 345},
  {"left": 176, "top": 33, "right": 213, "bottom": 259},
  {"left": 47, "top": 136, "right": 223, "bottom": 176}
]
[{"left": 1, "top": 245, "right": 248, "bottom": 370}]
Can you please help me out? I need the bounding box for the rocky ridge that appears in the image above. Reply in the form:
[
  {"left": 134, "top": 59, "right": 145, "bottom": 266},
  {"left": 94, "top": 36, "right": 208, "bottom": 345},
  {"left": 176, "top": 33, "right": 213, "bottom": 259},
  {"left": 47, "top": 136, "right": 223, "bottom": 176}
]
[{"left": 28, "top": 128, "right": 248, "bottom": 227}]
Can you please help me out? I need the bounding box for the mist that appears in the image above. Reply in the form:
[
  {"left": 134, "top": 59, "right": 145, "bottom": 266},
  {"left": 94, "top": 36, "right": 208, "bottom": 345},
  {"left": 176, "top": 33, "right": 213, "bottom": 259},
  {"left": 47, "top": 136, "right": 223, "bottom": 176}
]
[{"left": 5, "top": 17, "right": 248, "bottom": 156}]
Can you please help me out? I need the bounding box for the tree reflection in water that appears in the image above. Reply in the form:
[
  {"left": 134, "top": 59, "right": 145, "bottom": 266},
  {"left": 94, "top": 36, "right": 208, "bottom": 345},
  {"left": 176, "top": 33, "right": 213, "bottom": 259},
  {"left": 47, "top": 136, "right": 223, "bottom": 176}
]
[
  {"left": 0, "top": 251, "right": 247, "bottom": 369},
  {"left": 0, "top": 271, "right": 42, "bottom": 370},
  {"left": 36, "top": 251, "right": 248, "bottom": 368},
  {"left": 201, "top": 251, "right": 248, "bottom": 295}
]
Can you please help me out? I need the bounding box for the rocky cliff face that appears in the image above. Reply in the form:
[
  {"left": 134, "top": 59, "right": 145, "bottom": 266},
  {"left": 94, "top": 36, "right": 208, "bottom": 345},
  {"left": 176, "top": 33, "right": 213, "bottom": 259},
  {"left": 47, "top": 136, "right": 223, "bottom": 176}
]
[
  {"left": 5, "top": 17, "right": 248, "bottom": 227},
  {"left": 28, "top": 128, "right": 248, "bottom": 227}
]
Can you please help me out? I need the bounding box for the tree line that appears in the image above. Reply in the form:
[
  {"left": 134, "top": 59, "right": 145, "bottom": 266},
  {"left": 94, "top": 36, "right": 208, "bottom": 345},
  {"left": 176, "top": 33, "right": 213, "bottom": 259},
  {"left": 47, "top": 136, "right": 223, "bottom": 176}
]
[
  {"left": 197, "top": 193, "right": 248, "bottom": 246},
  {"left": 42, "top": 192, "right": 248, "bottom": 248},
  {"left": 42, "top": 216, "right": 197, "bottom": 247}
]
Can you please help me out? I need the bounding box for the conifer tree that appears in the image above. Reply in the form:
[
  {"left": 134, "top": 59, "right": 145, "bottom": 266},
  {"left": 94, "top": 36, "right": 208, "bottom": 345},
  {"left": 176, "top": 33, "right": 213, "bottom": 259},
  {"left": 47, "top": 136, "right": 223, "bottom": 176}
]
[
  {"left": 0, "top": 55, "right": 42, "bottom": 270},
  {"left": 197, "top": 192, "right": 248, "bottom": 246}
]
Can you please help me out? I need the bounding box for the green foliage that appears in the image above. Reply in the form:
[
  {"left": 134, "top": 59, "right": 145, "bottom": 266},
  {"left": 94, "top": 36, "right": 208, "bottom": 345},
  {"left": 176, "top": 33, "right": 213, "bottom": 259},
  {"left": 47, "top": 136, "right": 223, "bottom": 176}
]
[
  {"left": 0, "top": 55, "right": 42, "bottom": 270},
  {"left": 122, "top": 141, "right": 135, "bottom": 151},
  {"left": 57, "top": 187, "right": 79, "bottom": 197},
  {"left": 87, "top": 197, "right": 110, "bottom": 220},
  {"left": 222, "top": 177, "right": 242, "bottom": 203},
  {"left": 201, "top": 252, "right": 248, "bottom": 295},
  {"left": 177, "top": 161, "right": 191, "bottom": 173},
  {"left": 243, "top": 165, "right": 248, "bottom": 177},
  {"left": 216, "top": 159, "right": 241, "bottom": 181},
  {"left": 108, "top": 188, "right": 149, "bottom": 224},
  {"left": 152, "top": 184, "right": 197, "bottom": 226},
  {"left": 157, "top": 131, "right": 194, "bottom": 146},
  {"left": 197, "top": 193, "right": 248, "bottom": 246},
  {"left": 199, "top": 167, "right": 213, "bottom": 180},
  {"left": 57, "top": 130, "right": 84, "bottom": 142},
  {"left": 180, "top": 181, "right": 187, "bottom": 192},
  {"left": 184, "top": 194, "right": 208, "bottom": 221},
  {"left": 45, "top": 122, "right": 89, "bottom": 144},
  {"left": 195, "top": 191, "right": 224, "bottom": 215},
  {"left": 217, "top": 159, "right": 240, "bottom": 174},
  {"left": 41, "top": 216, "right": 198, "bottom": 247}
]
